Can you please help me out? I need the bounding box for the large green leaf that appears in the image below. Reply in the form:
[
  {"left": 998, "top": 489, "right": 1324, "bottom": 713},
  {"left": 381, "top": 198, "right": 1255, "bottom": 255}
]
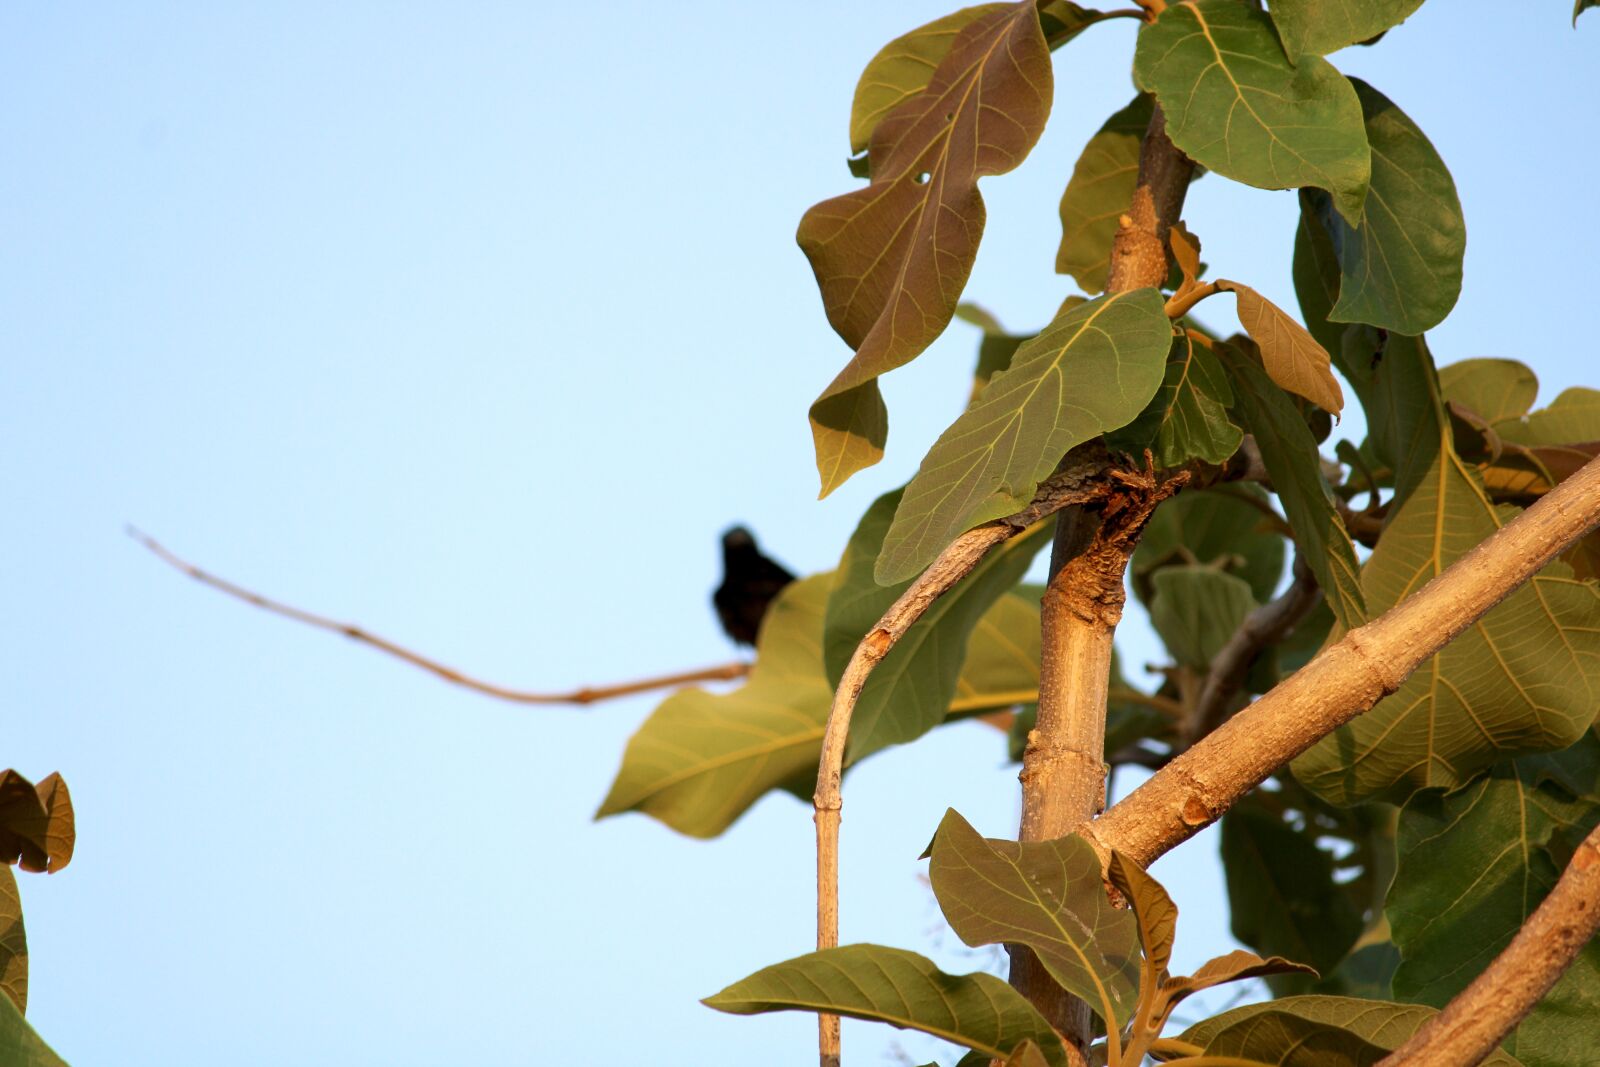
[
  {"left": 1268, "top": 0, "right": 1425, "bottom": 62},
  {"left": 1497, "top": 387, "right": 1600, "bottom": 447},
  {"left": 703, "top": 943, "right": 1069, "bottom": 1067},
  {"left": 1182, "top": 995, "right": 1523, "bottom": 1065},
  {"left": 1317, "top": 79, "right": 1465, "bottom": 336},
  {"left": 1055, "top": 94, "right": 1152, "bottom": 294},
  {"left": 0, "top": 868, "right": 23, "bottom": 1014},
  {"left": 596, "top": 574, "right": 835, "bottom": 837},
  {"left": 1148, "top": 566, "right": 1257, "bottom": 670},
  {"left": 825, "top": 488, "right": 1052, "bottom": 760},
  {"left": 927, "top": 810, "right": 1141, "bottom": 1027},
  {"left": 0, "top": 994, "right": 66, "bottom": 1067},
  {"left": 1388, "top": 735, "right": 1600, "bottom": 1067},
  {"left": 879, "top": 289, "right": 1172, "bottom": 584},
  {"left": 1438, "top": 358, "right": 1540, "bottom": 426},
  {"left": 1216, "top": 342, "right": 1367, "bottom": 630},
  {"left": 1133, "top": 0, "right": 1370, "bottom": 223},
  {"left": 1106, "top": 331, "right": 1243, "bottom": 467},
  {"left": 1133, "top": 486, "right": 1286, "bottom": 605},
  {"left": 1292, "top": 194, "right": 1351, "bottom": 364},
  {"left": 800, "top": 3, "right": 1054, "bottom": 495}
]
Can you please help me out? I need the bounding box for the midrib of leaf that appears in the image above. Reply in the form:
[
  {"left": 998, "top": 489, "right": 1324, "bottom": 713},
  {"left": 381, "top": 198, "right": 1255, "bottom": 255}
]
[{"left": 633, "top": 724, "right": 826, "bottom": 795}]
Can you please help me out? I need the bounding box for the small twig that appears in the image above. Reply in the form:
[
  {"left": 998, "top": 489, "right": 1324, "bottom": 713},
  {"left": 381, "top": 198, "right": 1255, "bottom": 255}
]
[
  {"left": 1375, "top": 820, "right": 1600, "bottom": 1067},
  {"left": 130, "top": 527, "right": 749, "bottom": 706},
  {"left": 1164, "top": 280, "right": 1221, "bottom": 320},
  {"left": 1183, "top": 554, "right": 1322, "bottom": 745}
]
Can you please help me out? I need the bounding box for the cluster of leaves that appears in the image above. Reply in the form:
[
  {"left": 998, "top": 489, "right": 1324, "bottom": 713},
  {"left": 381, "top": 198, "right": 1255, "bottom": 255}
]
[
  {"left": 0, "top": 769, "right": 75, "bottom": 1066},
  {"left": 592, "top": 1, "right": 1600, "bottom": 1063}
]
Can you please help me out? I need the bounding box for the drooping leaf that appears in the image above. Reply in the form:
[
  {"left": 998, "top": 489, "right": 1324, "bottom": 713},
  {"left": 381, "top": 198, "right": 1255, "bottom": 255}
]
[
  {"left": 1134, "top": 486, "right": 1286, "bottom": 605},
  {"left": 1497, "top": 387, "right": 1600, "bottom": 447},
  {"left": 1055, "top": 94, "right": 1151, "bottom": 294},
  {"left": 1215, "top": 341, "right": 1367, "bottom": 630},
  {"left": 1181, "top": 995, "right": 1523, "bottom": 1065},
  {"left": 1148, "top": 566, "right": 1257, "bottom": 670},
  {"left": 1106, "top": 851, "right": 1178, "bottom": 978},
  {"left": 879, "top": 289, "right": 1172, "bottom": 584},
  {"left": 1106, "top": 331, "right": 1243, "bottom": 467},
  {"left": 1217, "top": 280, "right": 1343, "bottom": 414},
  {"left": 1133, "top": 0, "right": 1370, "bottom": 223},
  {"left": 1317, "top": 79, "right": 1465, "bottom": 336},
  {"left": 1438, "top": 358, "right": 1540, "bottom": 426},
  {"left": 703, "top": 943, "right": 1069, "bottom": 1067},
  {"left": 1267, "top": 0, "right": 1425, "bottom": 62},
  {"left": 0, "top": 772, "right": 74, "bottom": 874},
  {"left": 0, "top": 867, "right": 24, "bottom": 1014},
  {"left": 801, "top": 3, "right": 1054, "bottom": 494},
  {"left": 596, "top": 574, "right": 836, "bottom": 837},
  {"left": 1388, "top": 735, "right": 1600, "bottom": 1067},
  {"left": 0, "top": 994, "right": 67, "bottom": 1067},
  {"left": 927, "top": 810, "right": 1141, "bottom": 1027},
  {"left": 825, "top": 488, "right": 1052, "bottom": 759}
]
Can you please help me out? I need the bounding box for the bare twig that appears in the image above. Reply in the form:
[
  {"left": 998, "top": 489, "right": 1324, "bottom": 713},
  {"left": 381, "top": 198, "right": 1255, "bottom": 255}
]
[
  {"left": 1375, "top": 820, "right": 1600, "bottom": 1067},
  {"left": 1081, "top": 453, "right": 1600, "bottom": 870},
  {"left": 130, "top": 527, "right": 749, "bottom": 706}
]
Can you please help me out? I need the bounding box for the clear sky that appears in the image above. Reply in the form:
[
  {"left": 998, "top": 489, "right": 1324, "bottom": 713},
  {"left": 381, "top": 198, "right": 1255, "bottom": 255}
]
[{"left": 4, "top": 3, "right": 1597, "bottom": 1065}]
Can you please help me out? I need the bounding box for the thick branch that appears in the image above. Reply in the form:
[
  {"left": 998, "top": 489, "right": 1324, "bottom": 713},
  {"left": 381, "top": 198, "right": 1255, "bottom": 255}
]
[
  {"left": 1377, "top": 821, "right": 1600, "bottom": 1067},
  {"left": 131, "top": 528, "right": 749, "bottom": 706},
  {"left": 1080, "top": 453, "right": 1600, "bottom": 869}
]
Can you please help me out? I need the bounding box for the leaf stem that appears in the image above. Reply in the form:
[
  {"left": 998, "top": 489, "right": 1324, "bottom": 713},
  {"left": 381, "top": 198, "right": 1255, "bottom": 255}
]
[{"left": 1164, "top": 281, "right": 1221, "bottom": 320}]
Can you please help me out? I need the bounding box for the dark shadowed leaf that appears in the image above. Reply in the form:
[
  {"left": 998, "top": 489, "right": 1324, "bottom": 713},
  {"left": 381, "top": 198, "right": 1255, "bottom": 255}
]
[
  {"left": 1149, "top": 566, "right": 1257, "bottom": 670},
  {"left": 1056, "top": 94, "right": 1152, "bottom": 294},
  {"left": 1106, "top": 331, "right": 1243, "bottom": 467},
  {"left": 1106, "top": 851, "right": 1177, "bottom": 977},
  {"left": 1577, "top": 0, "right": 1599, "bottom": 25},
  {"left": 0, "top": 868, "right": 24, "bottom": 1014},
  {"left": 1218, "top": 280, "right": 1343, "bottom": 414},
  {"left": 1199, "top": 1009, "right": 1392, "bottom": 1065},
  {"left": 801, "top": 3, "right": 1054, "bottom": 494},
  {"left": 1388, "top": 735, "right": 1600, "bottom": 1067},
  {"left": 1134, "top": 0, "right": 1370, "bottom": 222},
  {"left": 879, "top": 289, "right": 1172, "bottom": 584},
  {"left": 0, "top": 994, "right": 66, "bottom": 1067},
  {"left": 703, "top": 943, "right": 1070, "bottom": 1067},
  {"left": 1183, "top": 996, "right": 1523, "bottom": 1065},
  {"left": 1216, "top": 342, "right": 1366, "bottom": 630},
  {"left": 1318, "top": 79, "right": 1465, "bottom": 336},
  {"left": 1268, "top": 0, "right": 1425, "bottom": 62},
  {"left": 956, "top": 1039, "right": 1053, "bottom": 1067},
  {"left": 927, "top": 810, "right": 1141, "bottom": 1027},
  {"left": 1134, "top": 486, "right": 1286, "bottom": 605},
  {"left": 0, "top": 772, "right": 74, "bottom": 874},
  {"left": 1292, "top": 196, "right": 1350, "bottom": 362}
]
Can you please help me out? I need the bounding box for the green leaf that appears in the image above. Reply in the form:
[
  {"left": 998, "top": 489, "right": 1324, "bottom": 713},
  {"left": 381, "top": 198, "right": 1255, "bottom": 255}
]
[
  {"left": 1134, "top": 486, "right": 1286, "bottom": 605},
  {"left": 0, "top": 994, "right": 67, "bottom": 1067},
  {"left": 952, "top": 591, "right": 1046, "bottom": 715},
  {"left": 1497, "top": 387, "right": 1600, "bottom": 447},
  {"left": 1055, "top": 94, "right": 1152, "bottom": 294},
  {"left": 1267, "top": 0, "right": 1425, "bottom": 62},
  {"left": 825, "top": 488, "right": 1052, "bottom": 759},
  {"left": 1106, "top": 331, "right": 1243, "bottom": 467},
  {"left": 927, "top": 810, "right": 1141, "bottom": 1027},
  {"left": 703, "top": 944, "right": 1070, "bottom": 1067},
  {"left": 1217, "top": 280, "right": 1344, "bottom": 414},
  {"left": 1149, "top": 566, "right": 1257, "bottom": 670},
  {"left": 1106, "top": 851, "right": 1178, "bottom": 978},
  {"left": 1292, "top": 194, "right": 1351, "bottom": 364},
  {"left": 1215, "top": 342, "right": 1367, "bottom": 630},
  {"left": 1221, "top": 801, "right": 1363, "bottom": 993},
  {"left": 879, "top": 289, "right": 1172, "bottom": 584},
  {"left": 1133, "top": 0, "right": 1370, "bottom": 223},
  {"left": 1388, "top": 735, "right": 1600, "bottom": 1067},
  {"left": 0, "top": 868, "right": 24, "bottom": 1014},
  {"left": 801, "top": 3, "right": 1054, "bottom": 495},
  {"left": 1317, "top": 79, "right": 1465, "bottom": 336},
  {"left": 596, "top": 574, "right": 835, "bottom": 837},
  {"left": 1182, "top": 995, "right": 1523, "bottom": 1064},
  {"left": 1438, "top": 358, "right": 1539, "bottom": 425}
]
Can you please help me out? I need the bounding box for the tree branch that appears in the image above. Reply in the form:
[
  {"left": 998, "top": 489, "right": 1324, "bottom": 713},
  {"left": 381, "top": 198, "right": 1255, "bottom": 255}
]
[
  {"left": 1079, "top": 453, "right": 1600, "bottom": 869},
  {"left": 130, "top": 527, "right": 749, "bottom": 706},
  {"left": 1375, "top": 820, "right": 1600, "bottom": 1067}
]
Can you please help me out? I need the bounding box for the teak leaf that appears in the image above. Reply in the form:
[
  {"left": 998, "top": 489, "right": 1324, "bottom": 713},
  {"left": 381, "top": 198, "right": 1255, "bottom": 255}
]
[
  {"left": 0, "top": 868, "right": 24, "bottom": 1015},
  {"left": 0, "top": 771, "right": 74, "bottom": 875},
  {"left": 800, "top": 2, "right": 1054, "bottom": 495},
  {"left": 1133, "top": 0, "right": 1371, "bottom": 223},
  {"left": 1106, "top": 851, "right": 1177, "bottom": 978},
  {"left": 1268, "top": 0, "right": 1425, "bottom": 62},
  {"left": 879, "top": 289, "right": 1172, "bottom": 584},
  {"left": 1148, "top": 566, "right": 1258, "bottom": 670},
  {"left": 927, "top": 810, "right": 1141, "bottom": 1027},
  {"left": 1388, "top": 736, "right": 1600, "bottom": 1067},
  {"left": 1055, "top": 94, "right": 1153, "bottom": 294},
  {"left": 1197, "top": 1008, "right": 1396, "bottom": 1065},
  {"left": 703, "top": 943, "right": 1070, "bottom": 1067},
  {"left": 1318, "top": 79, "right": 1465, "bottom": 336},
  {"left": 1217, "top": 279, "right": 1344, "bottom": 414},
  {"left": 1438, "top": 357, "right": 1540, "bottom": 425},
  {"left": 0, "top": 993, "right": 67, "bottom": 1067},
  {"left": 1497, "top": 386, "right": 1600, "bottom": 447},
  {"left": 1107, "top": 331, "right": 1243, "bottom": 468}
]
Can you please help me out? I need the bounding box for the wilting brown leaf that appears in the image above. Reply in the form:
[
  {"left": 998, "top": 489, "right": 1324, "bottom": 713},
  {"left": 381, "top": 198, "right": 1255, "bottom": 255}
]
[
  {"left": 799, "top": 1, "right": 1053, "bottom": 495},
  {"left": 1169, "top": 222, "right": 1202, "bottom": 293},
  {"left": 1218, "top": 280, "right": 1343, "bottom": 415},
  {"left": 0, "top": 772, "right": 74, "bottom": 874}
]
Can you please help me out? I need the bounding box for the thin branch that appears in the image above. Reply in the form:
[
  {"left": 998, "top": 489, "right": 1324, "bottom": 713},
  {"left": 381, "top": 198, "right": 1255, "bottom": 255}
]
[
  {"left": 1374, "top": 820, "right": 1600, "bottom": 1067},
  {"left": 1080, "top": 452, "right": 1600, "bottom": 870},
  {"left": 130, "top": 527, "right": 749, "bottom": 706},
  {"left": 1182, "top": 553, "right": 1322, "bottom": 745}
]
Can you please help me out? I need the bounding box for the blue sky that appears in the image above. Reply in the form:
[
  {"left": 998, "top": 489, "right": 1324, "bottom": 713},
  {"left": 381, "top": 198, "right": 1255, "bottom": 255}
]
[{"left": 3, "top": 3, "right": 1597, "bottom": 1065}]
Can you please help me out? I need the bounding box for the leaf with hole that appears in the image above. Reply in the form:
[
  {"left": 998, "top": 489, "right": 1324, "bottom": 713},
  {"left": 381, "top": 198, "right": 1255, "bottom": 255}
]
[
  {"left": 1134, "top": 0, "right": 1370, "bottom": 222},
  {"left": 879, "top": 289, "right": 1172, "bottom": 584},
  {"left": 1268, "top": 0, "right": 1425, "bottom": 62},
  {"left": 703, "top": 943, "right": 1070, "bottom": 1067},
  {"left": 801, "top": 2, "right": 1053, "bottom": 495}
]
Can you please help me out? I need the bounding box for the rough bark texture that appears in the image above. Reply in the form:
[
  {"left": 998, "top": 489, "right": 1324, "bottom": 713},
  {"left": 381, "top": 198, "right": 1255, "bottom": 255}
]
[{"left": 1375, "top": 821, "right": 1600, "bottom": 1067}]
